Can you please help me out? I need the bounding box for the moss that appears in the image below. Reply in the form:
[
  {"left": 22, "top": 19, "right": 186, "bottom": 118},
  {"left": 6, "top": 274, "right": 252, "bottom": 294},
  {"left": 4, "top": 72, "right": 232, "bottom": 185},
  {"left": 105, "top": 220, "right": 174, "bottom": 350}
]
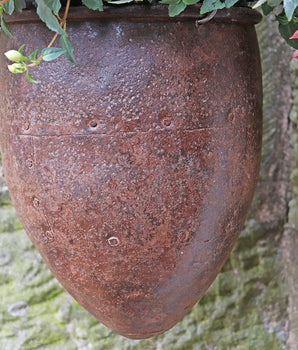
[{"left": 0, "top": 205, "right": 22, "bottom": 233}]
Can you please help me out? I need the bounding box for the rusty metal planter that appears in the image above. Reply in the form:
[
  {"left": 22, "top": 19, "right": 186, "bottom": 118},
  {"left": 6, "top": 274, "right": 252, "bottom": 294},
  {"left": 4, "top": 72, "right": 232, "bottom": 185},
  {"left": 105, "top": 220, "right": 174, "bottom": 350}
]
[{"left": 0, "top": 5, "right": 262, "bottom": 339}]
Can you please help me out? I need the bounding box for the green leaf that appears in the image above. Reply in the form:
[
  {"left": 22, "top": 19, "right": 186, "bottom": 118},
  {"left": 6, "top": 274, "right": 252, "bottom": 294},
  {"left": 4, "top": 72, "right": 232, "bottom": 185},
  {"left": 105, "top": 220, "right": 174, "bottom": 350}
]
[
  {"left": 284, "top": 0, "right": 298, "bottom": 20},
  {"left": 29, "top": 49, "right": 39, "bottom": 59},
  {"left": 82, "top": 0, "right": 103, "bottom": 11},
  {"left": 51, "top": 0, "right": 61, "bottom": 15},
  {"left": 26, "top": 71, "right": 41, "bottom": 84},
  {"left": 35, "top": 0, "right": 65, "bottom": 35},
  {"left": 182, "top": 0, "right": 199, "bottom": 5},
  {"left": 3, "top": 0, "right": 15, "bottom": 15},
  {"left": 253, "top": 0, "right": 267, "bottom": 8},
  {"left": 225, "top": 0, "right": 239, "bottom": 8},
  {"left": 267, "top": 0, "right": 282, "bottom": 7},
  {"left": 18, "top": 44, "right": 26, "bottom": 53},
  {"left": 1, "top": 14, "right": 13, "bottom": 37},
  {"left": 60, "top": 35, "right": 76, "bottom": 64},
  {"left": 261, "top": 3, "right": 274, "bottom": 15},
  {"left": 168, "top": 1, "right": 187, "bottom": 16},
  {"left": 160, "top": 0, "right": 176, "bottom": 3},
  {"left": 106, "top": 0, "right": 133, "bottom": 3},
  {"left": 42, "top": 47, "right": 65, "bottom": 61},
  {"left": 279, "top": 20, "right": 298, "bottom": 48},
  {"left": 200, "top": 0, "right": 225, "bottom": 14},
  {"left": 43, "top": 0, "right": 61, "bottom": 14},
  {"left": 276, "top": 13, "right": 290, "bottom": 25},
  {"left": 14, "top": 0, "right": 23, "bottom": 12}
]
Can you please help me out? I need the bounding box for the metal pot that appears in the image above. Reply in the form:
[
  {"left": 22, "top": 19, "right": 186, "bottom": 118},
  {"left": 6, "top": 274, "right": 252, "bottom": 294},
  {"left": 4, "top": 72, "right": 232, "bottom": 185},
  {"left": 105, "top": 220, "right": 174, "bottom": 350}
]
[{"left": 0, "top": 5, "right": 262, "bottom": 338}]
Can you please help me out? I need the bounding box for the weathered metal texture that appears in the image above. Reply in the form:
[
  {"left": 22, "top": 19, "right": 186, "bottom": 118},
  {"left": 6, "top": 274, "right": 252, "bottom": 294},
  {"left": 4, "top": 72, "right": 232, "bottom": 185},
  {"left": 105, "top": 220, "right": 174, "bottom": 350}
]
[{"left": 0, "top": 5, "right": 262, "bottom": 339}]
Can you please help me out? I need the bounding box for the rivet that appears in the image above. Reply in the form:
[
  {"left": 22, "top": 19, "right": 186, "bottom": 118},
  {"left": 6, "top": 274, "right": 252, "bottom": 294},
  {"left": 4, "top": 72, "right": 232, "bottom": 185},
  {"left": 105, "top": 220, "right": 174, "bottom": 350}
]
[
  {"left": 178, "top": 230, "right": 192, "bottom": 243},
  {"left": 23, "top": 120, "right": 30, "bottom": 131},
  {"left": 32, "top": 197, "right": 40, "bottom": 209},
  {"left": 108, "top": 236, "right": 120, "bottom": 247},
  {"left": 45, "top": 231, "right": 54, "bottom": 241},
  {"left": 227, "top": 111, "right": 235, "bottom": 123},
  {"left": 25, "top": 159, "right": 33, "bottom": 168},
  {"left": 89, "top": 120, "right": 97, "bottom": 128},
  {"left": 40, "top": 230, "right": 54, "bottom": 244},
  {"left": 162, "top": 118, "right": 172, "bottom": 127}
]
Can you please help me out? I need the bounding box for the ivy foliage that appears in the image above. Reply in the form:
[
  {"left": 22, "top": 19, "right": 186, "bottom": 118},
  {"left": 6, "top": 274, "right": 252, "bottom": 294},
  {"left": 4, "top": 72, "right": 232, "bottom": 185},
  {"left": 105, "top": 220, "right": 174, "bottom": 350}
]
[
  {"left": 1, "top": 0, "right": 298, "bottom": 83},
  {"left": 251, "top": 0, "right": 298, "bottom": 50}
]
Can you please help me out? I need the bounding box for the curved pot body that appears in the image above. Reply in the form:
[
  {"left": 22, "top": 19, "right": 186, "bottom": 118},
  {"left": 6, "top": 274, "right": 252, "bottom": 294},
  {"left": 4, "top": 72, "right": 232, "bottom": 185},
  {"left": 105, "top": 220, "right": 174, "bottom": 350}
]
[{"left": 0, "top": 5, "right": 262, "bottom": 339}]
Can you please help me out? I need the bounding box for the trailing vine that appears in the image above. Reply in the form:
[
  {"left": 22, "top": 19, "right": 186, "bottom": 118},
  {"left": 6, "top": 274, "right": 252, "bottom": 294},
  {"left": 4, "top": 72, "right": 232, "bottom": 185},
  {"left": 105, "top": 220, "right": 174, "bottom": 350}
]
[{"left": 1, "top": 0, "right": 298, "bottom": 83}]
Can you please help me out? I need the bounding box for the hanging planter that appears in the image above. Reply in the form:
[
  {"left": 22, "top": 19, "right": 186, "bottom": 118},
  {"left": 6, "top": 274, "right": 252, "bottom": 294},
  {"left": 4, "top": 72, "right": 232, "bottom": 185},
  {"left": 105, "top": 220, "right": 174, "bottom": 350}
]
[{"left": 0, "top": 4, "right": 262, "bottom": 339}]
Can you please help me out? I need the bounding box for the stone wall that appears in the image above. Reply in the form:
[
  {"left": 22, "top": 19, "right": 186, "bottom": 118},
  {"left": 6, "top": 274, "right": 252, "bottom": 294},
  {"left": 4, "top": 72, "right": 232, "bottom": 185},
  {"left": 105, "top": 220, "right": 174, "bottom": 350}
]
[{"left": 0, "top": 13, "right": 296, "bottom": 350}]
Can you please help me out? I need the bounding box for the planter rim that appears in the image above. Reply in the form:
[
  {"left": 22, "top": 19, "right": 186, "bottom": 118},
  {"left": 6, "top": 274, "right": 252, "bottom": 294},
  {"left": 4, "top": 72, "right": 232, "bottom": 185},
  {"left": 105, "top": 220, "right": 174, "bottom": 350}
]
[{"left": 4, "top": 4, "right": 262, "bottom": 25}]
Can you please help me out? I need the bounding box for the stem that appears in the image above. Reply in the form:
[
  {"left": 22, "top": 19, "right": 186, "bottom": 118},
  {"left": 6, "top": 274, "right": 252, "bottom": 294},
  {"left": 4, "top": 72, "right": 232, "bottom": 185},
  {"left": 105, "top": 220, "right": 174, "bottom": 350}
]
[
  {"left": 46, "top": 0, "right": 71, "bottom": 49},
  {"left": 47, "top": 33, "right": 59, "bottom": 48},
  {"left": 25, "top": 0, "right": 72, "bottom": 74},
  {"left": 28, "top": 57, "right": 43, "bottom": 68},
  {"left": 62, "top": 0, "right": 71, "bottom": 31}
]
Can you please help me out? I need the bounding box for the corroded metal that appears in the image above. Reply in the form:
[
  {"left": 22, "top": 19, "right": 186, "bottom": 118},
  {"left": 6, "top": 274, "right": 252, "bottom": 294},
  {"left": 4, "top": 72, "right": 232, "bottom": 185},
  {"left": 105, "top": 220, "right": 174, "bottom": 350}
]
[{"left": 0, "top": 5, "right": 262, "bottom": 339}]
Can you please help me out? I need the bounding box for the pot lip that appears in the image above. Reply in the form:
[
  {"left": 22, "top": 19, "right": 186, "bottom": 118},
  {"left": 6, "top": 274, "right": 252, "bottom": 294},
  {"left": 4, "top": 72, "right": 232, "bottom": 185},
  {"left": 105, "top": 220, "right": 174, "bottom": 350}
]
[{"left": 4, "top": 4, "right": 262, "bottom": 25}]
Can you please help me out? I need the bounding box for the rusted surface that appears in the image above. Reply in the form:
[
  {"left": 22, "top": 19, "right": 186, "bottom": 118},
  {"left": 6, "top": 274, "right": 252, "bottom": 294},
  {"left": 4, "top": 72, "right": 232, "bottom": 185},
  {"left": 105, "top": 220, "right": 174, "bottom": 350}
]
[{"left": 0, "top": 5, "right": 262, "bottom": 339}]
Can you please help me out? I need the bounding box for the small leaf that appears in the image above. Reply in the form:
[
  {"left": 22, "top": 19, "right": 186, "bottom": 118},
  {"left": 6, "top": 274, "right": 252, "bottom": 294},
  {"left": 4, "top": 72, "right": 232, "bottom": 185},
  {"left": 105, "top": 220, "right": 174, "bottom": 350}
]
[
  {"left": 3, "top": 0, "right": 15, "bottom": 15},
  {"left": 253, "top": 0, "right": 267, "bottom": 8},
  {"left": 1, "top": 14, "right": 13, "bottom": 37},
  {"left": 168, "top": 1, "right": 187, "bottom": 16},
  {"left": 279, "top": 20, "right": 298, "bottom": 48},
  {"left": 267, "top": 0, "right": 282, "bottom": 7},
  {"left": 82, "top": 0, "right": 103, "bottom": 11},
  {"left": 60, "top": 35, "right": 76, "bottom": 64},
  {"left": 42, "top": 47, "right": 65, "bottom": 61},
  {"left": 35, "top": 0, "right": 65, "bottom": 35},
  {"left": 43, "top": 0, "right": 61, "bottom": 14},
  {"left": 261, "top": 3, "right": 274, "bottom": 15},
  {"left": 106, "top": 0, "right": 133, "bottom": 4},
  {"left": 160, "top": 0, "right": 180, "bottom": 4},
  {"left": 182, "top": 0, "right": 198, "bottom": 5},
  {"left": 18, "top": 44, "right": 26, "bottom": 53},
  {"left": 26, "top": 71, "right": 41, "bottom": 84},
  {"left": 200, "top": 0, "right": 225, "bottom": 14},
  {"left": 284, "top": 0, "right": 298, "bottom": 21},
  {"left": 29, "top": 49, "right": 39, "bottom": 59},
  {"left": 276, "top": 13, "right": 290, "bottom": 25},
  {"left": 225, "top": 0, "right": 239, "bottom": 8},
  {"left": 14, "top": 0, "right": 23, "bottom": 12},
  {"left": 51, "top": 0, "right": 61, "bottom": 15}
]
